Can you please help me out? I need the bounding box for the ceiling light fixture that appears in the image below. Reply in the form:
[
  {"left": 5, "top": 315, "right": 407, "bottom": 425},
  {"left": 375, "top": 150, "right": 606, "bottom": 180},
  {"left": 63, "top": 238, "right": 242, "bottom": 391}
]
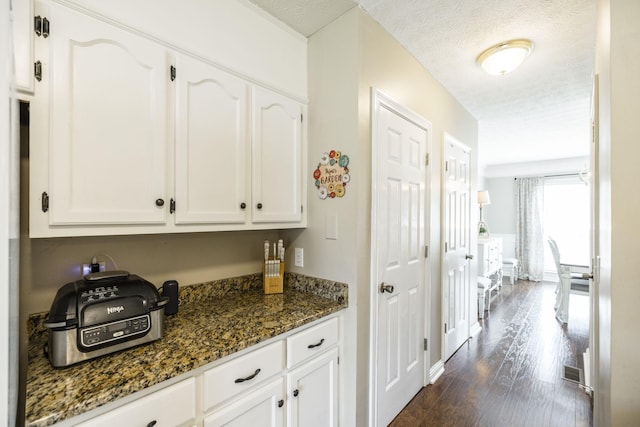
[{"left": 476, "top": 39, "right": 534, "bottom": 76}]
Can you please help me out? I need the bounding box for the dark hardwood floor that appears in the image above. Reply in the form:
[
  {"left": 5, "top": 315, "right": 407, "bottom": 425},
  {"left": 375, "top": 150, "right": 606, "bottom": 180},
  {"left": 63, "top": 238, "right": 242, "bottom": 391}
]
[{"left": 390, "top": 280, "right": 592, "bottom": 427}]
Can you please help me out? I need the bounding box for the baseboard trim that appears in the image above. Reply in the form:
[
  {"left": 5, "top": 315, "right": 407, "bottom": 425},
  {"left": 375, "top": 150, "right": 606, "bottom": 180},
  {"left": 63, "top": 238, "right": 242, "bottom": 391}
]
[
  {"left": 470, "top": 321, "right": 482, "bottom": 338},
  {"left": 429, "top": 359, "right": 445, "bottom": 384}
]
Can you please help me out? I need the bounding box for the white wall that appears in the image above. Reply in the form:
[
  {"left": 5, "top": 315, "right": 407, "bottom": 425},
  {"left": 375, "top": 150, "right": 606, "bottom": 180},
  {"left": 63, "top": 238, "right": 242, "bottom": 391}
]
[
  {"left": 285, "top": 10, "right": 359, "bottom": 426},
  {"left": 595, "top": 0, "right": 640, "bottom": 424},
  {"left": 483, "top": 177, "right": 516, "bottom": 235}
]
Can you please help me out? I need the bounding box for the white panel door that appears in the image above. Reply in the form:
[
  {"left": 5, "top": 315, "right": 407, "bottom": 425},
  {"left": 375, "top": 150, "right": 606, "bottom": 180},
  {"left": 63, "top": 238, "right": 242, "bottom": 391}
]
[
  {"left": 586, "top": 74, "right": 600, "bottom": 394},
  {"left": 48, "top": 3, "right": 168, "bottom": 225},
  {"left": 251, "top": 87, "right": 302, "bottom": 223},
  {"left": 287, "top": 348, "right": 338, "bottom": 427},
  {"left": 442, "top": 135, "right": 472, "bottom": 360},
  {"left": 174, "top": 54, "right": 248, "bottom": 224},
  {"left": 374, "top": 100, "right": 426, "bottom": 426},
  {"left": 204, "top": 377, "right": 284, "bottom": 427}
]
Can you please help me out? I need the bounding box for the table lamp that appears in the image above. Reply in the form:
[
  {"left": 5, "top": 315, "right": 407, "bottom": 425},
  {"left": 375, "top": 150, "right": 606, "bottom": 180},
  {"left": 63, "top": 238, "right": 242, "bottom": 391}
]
[{"left": 478, "top": 190, "right": 491, "bottom": 237}]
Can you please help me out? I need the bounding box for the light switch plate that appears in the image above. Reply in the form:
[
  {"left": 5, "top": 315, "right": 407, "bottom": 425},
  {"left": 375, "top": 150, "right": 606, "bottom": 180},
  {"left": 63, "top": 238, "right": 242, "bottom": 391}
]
[
  {"left": 294, "top": 248, "right": 304, "bottom": 268},
  {"left": 325, "top": 215, "right": 338, "bottom": 240}
]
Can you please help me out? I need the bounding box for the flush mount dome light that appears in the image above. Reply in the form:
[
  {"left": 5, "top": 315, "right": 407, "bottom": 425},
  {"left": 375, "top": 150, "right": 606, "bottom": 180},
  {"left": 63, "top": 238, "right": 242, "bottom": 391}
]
[{"left": 476, "top": 39, "right": 534, "bottom": 76}]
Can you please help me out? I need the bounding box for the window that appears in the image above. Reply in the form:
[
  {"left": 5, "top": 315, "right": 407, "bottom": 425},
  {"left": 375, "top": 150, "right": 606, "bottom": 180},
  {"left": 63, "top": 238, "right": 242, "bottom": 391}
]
[{"left": 543, "top": 175, "right": 590, "bottom": 273}]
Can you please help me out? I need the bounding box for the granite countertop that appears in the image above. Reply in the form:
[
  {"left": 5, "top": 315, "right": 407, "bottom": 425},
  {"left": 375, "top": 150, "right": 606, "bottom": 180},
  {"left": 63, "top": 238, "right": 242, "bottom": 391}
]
[{"left": 25, "top": 272, "right": 348, "bottom": 427}]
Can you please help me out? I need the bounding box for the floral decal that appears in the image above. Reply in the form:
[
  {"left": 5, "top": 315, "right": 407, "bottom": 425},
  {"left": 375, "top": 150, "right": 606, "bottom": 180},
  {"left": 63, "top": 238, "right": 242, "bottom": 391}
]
[{"left": 314, "top": 150, "right": 350, "bottom": 199}]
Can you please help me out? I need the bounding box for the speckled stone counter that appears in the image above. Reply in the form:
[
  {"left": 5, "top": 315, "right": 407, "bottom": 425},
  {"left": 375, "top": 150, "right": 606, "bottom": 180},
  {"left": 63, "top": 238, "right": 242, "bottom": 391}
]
[{"left": 25, "top": 273, "right": 348, "bottom": 427}]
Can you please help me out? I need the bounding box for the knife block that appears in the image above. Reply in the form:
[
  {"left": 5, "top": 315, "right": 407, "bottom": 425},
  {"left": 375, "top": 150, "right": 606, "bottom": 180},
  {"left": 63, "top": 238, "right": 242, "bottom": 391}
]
[{"left": 263, "top": 261, "right": 284, "bottom": 294}]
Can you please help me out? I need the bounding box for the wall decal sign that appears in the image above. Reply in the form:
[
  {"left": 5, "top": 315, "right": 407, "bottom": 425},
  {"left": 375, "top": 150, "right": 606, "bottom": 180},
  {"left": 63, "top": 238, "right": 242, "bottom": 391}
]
[{"left": 314, "top": 150, "right": 350, "bottom": 199}]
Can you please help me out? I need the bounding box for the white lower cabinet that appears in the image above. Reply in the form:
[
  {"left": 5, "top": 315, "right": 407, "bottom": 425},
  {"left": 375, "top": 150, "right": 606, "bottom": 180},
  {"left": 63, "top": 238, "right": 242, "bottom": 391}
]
[
  {"left": 77, "top": 378, "right": 196, "bottom": 427},
  {"left": 204, "top": 377, "right": 285, "bottom": 427},
  {"left": 202, "top": 341, "right": 284, "bottom": 413},
  {"left": 203, "top": 317, "right": 339, "bottom": 427},
  {"left": 286, "top": 348, "right": 338, "bottom": 427}
]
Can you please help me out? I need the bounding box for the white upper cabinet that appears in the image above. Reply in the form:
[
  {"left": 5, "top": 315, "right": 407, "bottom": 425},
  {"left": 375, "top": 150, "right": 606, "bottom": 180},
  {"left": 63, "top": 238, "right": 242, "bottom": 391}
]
[
  {"left": 28, "top": 1, "right": 307, "bottom": 237},
  {"left": 47, "top": 3, "right": 168, "bottom": 226},
  {"left": 174, "top": 54, "right": 249, "bottom": 225},
  {"left": 252, "top": 88, "right": 304, "bottom": 224},
  {"left": 12, "top": 0, "right": 35, "bottom": 94}
]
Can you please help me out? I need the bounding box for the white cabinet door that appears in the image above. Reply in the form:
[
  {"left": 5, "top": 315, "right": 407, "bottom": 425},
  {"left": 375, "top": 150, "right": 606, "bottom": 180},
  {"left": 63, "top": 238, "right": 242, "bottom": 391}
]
[
  {"left": 286, "top": 347, "right": 338, "bottom": 427},
  {"left": 174, "top": 54, "right": 249, "bottom": 224},
  {"left": 47, "top": 3, "right": 168, "bottom": 225},
  {"left": 204, "top": 377, "right": 285, "bottom": 427},
  {"left": 251, "top": 87, "right": 303, "bottom": 223}
]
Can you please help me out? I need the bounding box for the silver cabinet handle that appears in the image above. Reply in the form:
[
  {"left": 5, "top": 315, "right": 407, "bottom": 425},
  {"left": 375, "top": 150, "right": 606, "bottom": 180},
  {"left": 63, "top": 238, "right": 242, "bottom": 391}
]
[
  {"left": 466, "top": 254, "right": 474, "bottom": 260},
  {"left": 380, "top": 283, "right": 394, "bottom": 294}
]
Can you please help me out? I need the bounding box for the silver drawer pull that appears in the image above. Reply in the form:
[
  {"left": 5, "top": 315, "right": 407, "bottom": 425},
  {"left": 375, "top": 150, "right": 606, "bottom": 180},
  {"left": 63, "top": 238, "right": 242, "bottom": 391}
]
[
  {"left": 235, "top": 368, "right": 261, "bottom": 383},
  {"left": 307, "top": 338, "right": 325, "bottom": 349}
]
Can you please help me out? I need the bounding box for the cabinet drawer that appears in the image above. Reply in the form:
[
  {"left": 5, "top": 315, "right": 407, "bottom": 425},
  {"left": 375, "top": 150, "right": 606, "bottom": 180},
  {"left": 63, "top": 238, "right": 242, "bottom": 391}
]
[
  {"left": 287, "top": 317, "right": 338, "bottom": 368},
  {"left": 77, "top": 378, "right": 195, "bottom": 427},
  {"left": 203, "top": 340, "right": 284, "bottom": 412}
]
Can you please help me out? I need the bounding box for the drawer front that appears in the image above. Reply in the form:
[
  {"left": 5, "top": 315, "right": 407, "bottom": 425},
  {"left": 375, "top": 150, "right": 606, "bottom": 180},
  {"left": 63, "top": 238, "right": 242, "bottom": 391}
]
[
  {"left": 287, "top": 317, "right": 338, "bottom": 369},
  {"left": 203, "top": 340, "right": 284, "bottom": 412},
  {"left": 77, "top": 378, "right": 196, "bottom": 427}
]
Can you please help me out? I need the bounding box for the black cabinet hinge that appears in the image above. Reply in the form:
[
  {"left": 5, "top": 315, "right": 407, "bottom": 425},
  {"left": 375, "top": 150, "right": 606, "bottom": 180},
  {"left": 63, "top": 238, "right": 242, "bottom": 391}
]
[
  {"left": 34, "top": 16, "right": 49, "bottom": 38},
  {"left": 34, "top": 61, "right": 42, "bottom": 81},
  {"left": 424, "top": 338, "right": 428, "bottom": 351},
  {"left": 41, "top": 192, "right": 49, "bottom": 212},
  {"left": 170, "top": 198, "right": 176, "bottom": 214},
  {"left": 170, "top": 65, "right": 176, "bottom": 81}
]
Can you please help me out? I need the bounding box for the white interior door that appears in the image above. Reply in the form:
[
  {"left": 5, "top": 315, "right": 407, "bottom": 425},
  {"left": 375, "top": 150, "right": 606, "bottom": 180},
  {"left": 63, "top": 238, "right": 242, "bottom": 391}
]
[
  {"left": 372, "top": 91, "right": 428, "bottom": 426},
  {"left": 442, "top": 135, "right": 472, "bottom": 361},
  {"left": 587, "top": 74, "right": 601, "bottom": 396}
]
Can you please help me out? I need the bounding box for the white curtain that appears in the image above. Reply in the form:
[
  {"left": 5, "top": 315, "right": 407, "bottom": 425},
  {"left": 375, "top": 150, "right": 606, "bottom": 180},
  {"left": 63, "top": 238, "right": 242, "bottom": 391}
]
[{"left": 516, "top": 177, "right": 545, "bottom": 281}]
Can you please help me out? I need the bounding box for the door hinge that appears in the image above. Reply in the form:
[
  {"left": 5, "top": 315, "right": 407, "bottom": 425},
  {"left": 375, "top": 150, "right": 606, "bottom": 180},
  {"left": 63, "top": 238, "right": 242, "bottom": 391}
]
[
  {"left": 337, "top": 356, "right": 340, "bottom": 365},
  {"left": 301, "top": 205, "right": 304, "bottom": 213},
  {"left": 34, "top": 61, "right": 42, "bottom": 82},
  {"left": 170, "top": 198, "right": 176, "bottom": 214},
  {"left": 170, "top": 65, "right": 176, "bottom": 81},
  {"left": 424, "top": 338, "right": 428, "bottom": 351},
  {"left": 300, "top": 113, "right": 303, "bottom": 123},
  {"left": 444, "top": 323, "right": 447, "bottom": 334},
  {"left": 445, "top": 160, "right": 449, "bottom": 172},
  {"left": 444, "top": 242, "right": 448, "bottom": 252},
  {"left": 425, "top": 153, "right": 429, "bottom": 166},
  {"left": 34, "top": 16, "right": 50, "bottom": 38},
  {"left": 424, "top": 245, "right": 429, "bottom": 258},
  {"left": 41, "top": 192, "right": 49, "bottom": 212}
]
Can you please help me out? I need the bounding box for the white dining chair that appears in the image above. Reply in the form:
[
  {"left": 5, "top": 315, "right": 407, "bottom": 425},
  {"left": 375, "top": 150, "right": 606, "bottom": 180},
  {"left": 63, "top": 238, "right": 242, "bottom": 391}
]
[{"left": 548, "top": 237, "right": 589, "bottom": 323}]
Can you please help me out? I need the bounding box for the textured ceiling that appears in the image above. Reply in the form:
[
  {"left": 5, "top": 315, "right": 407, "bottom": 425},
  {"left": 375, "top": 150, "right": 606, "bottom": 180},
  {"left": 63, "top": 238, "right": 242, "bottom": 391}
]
[{"left": 247, "top": 0, "right": 597, "bottom": 169}]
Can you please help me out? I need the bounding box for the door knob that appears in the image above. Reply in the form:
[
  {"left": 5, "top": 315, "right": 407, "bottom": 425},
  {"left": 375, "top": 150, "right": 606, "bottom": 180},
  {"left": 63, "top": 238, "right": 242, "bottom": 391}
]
[
  {"left": 466, "top": 254, "right": 474, "bottom": 260},
  {"left": 582, "top": 272, "right": 594, "bottom": 279},
  {"left": 380, "top": 283, "right": 394, "bottom": 294}
]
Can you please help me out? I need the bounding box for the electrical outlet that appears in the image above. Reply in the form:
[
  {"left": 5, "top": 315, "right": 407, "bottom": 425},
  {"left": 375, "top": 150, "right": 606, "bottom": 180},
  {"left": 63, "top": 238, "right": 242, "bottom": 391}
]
[
  {"left": 82, "top": 262, "right": 105, "bottom": 276},
  {"left": 294, "top": 248, "right": 304, "bottom": 268}
]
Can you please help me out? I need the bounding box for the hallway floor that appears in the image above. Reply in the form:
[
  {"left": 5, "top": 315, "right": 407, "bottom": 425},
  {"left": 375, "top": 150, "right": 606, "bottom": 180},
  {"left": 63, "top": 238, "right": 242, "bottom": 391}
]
[{"left": 390, "top": 280, "right": 592, "bottom": 427}]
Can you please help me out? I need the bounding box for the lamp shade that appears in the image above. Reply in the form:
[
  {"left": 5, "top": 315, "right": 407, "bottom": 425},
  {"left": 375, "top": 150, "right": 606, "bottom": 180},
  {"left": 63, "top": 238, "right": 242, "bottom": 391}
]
[
  {"left": 478, "top": 190, "right": 491, "bottom": 205},
  {"left": 477, "top": 39, "right": 533, "bottom": 76}
]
